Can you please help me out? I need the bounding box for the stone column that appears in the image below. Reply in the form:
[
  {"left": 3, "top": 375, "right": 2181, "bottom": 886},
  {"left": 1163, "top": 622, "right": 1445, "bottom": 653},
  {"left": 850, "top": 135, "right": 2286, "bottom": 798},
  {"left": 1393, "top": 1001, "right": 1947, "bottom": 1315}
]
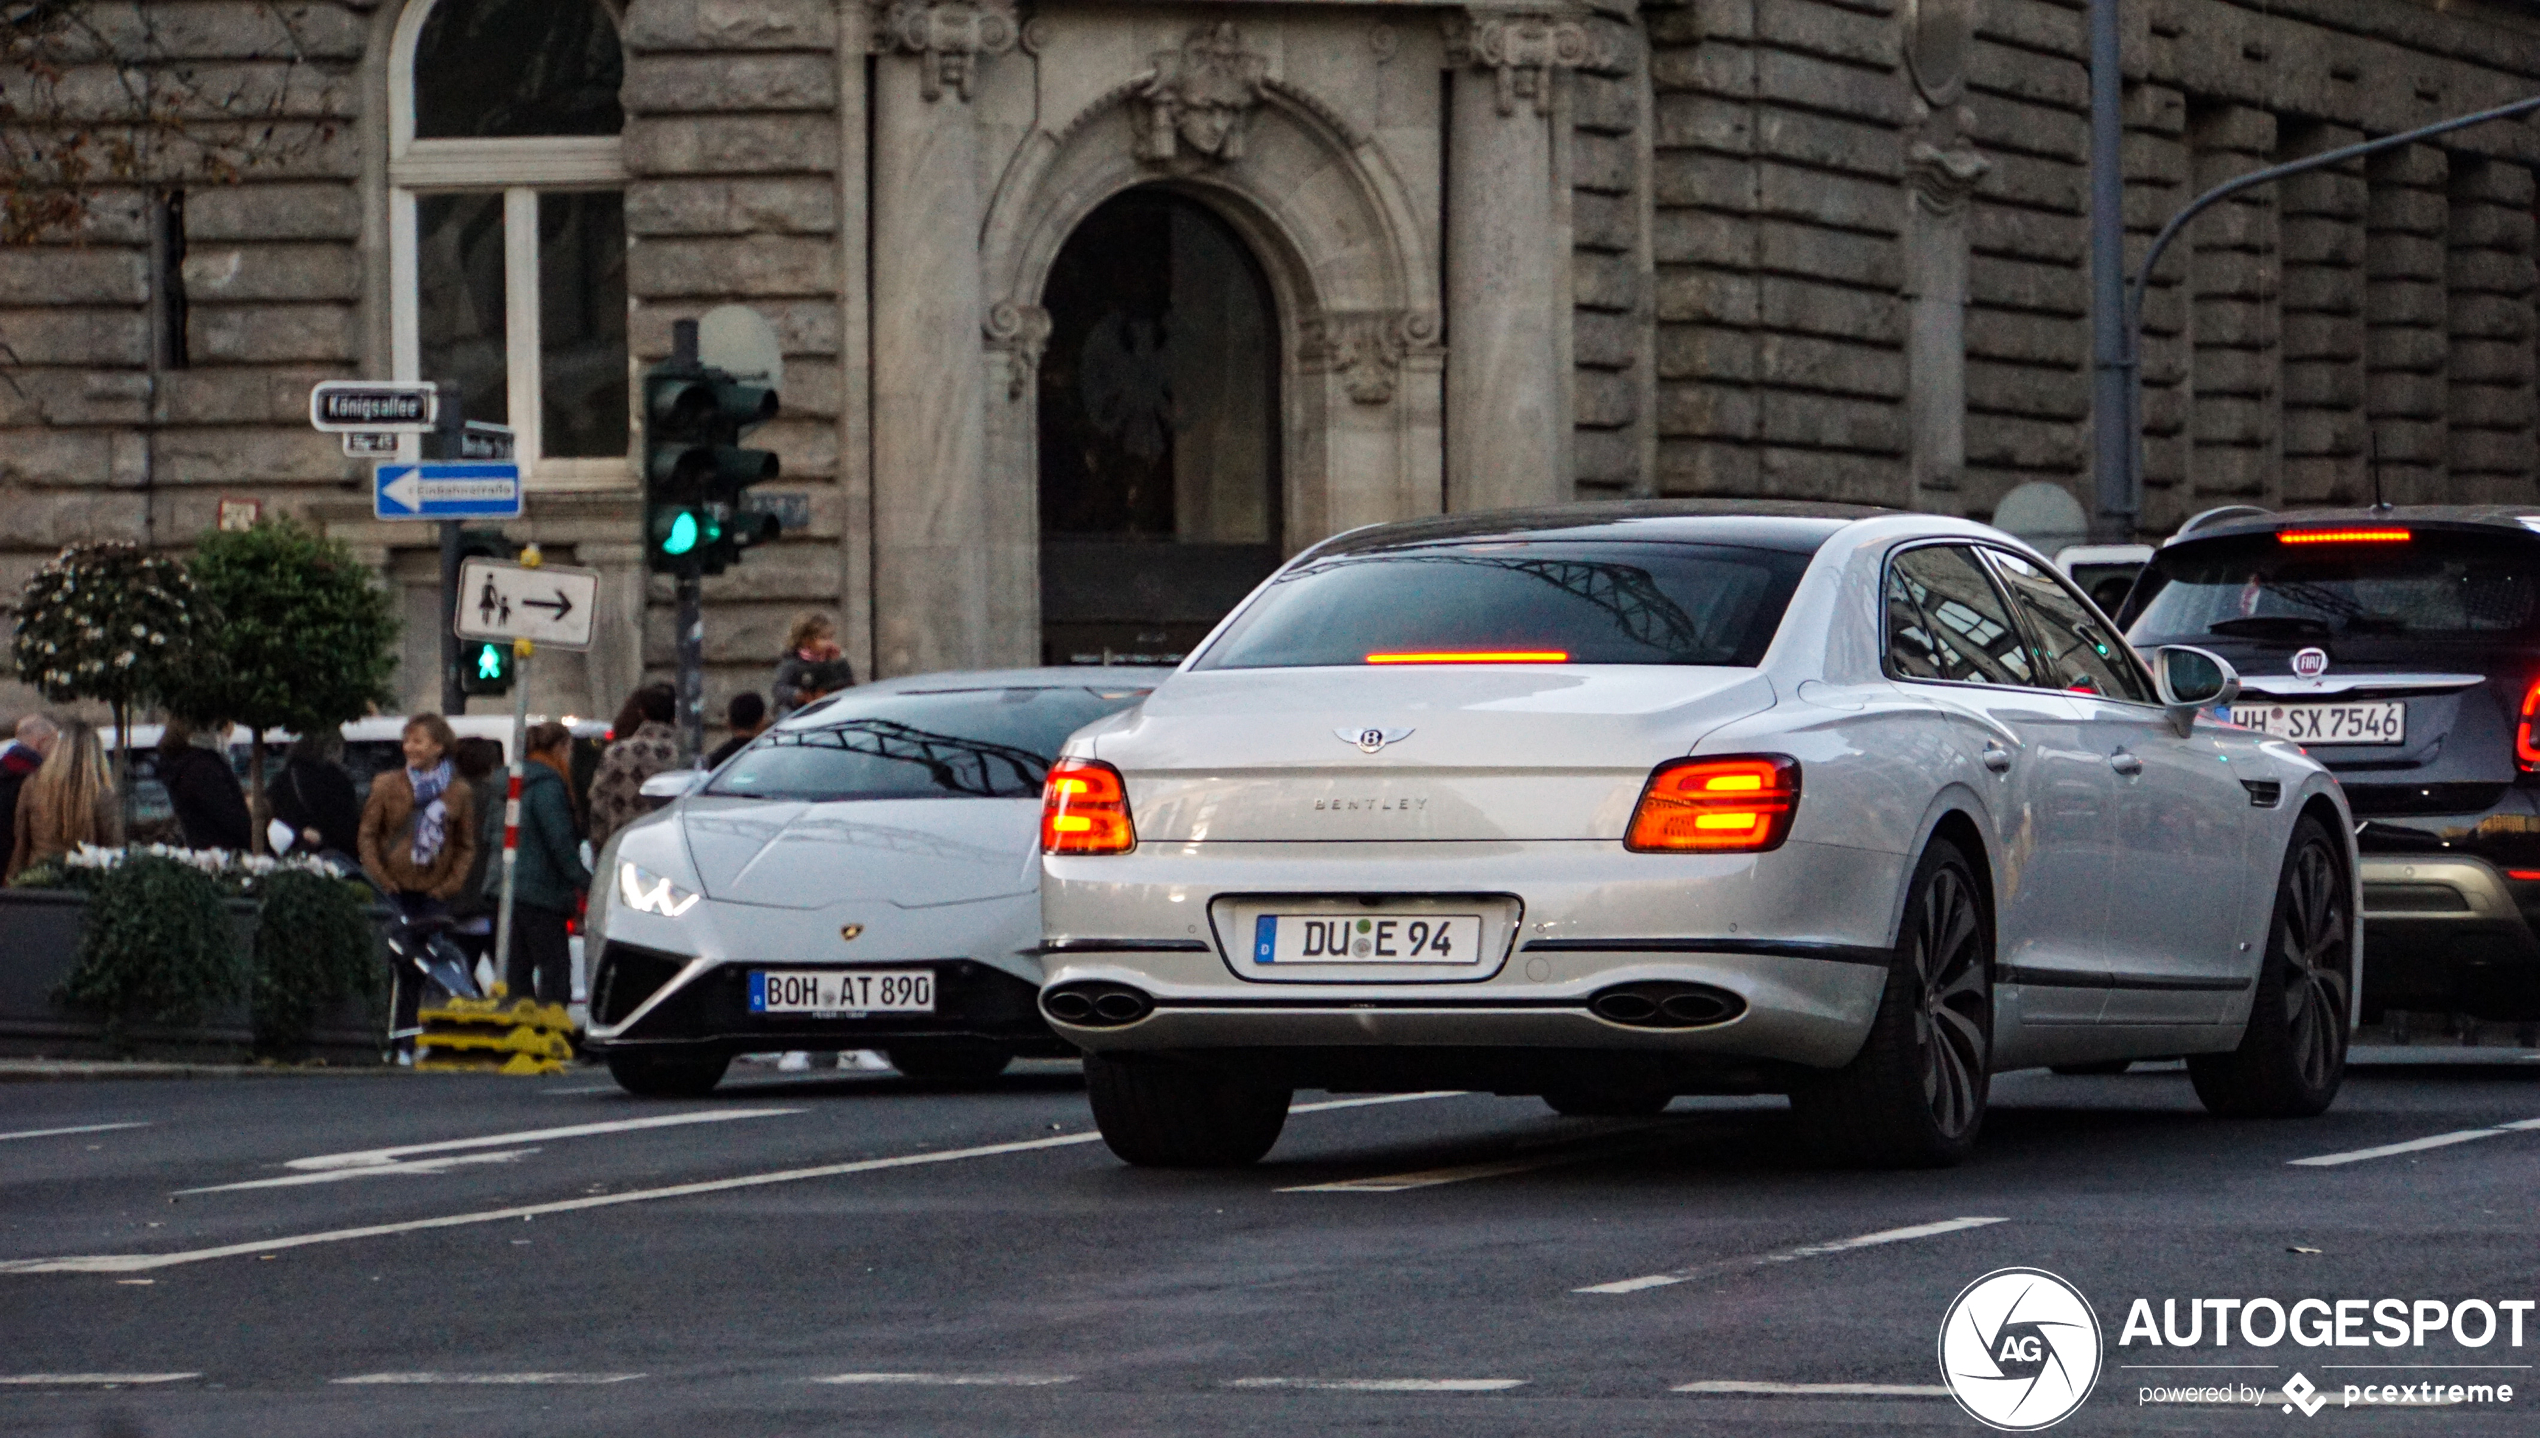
[
  {"left": 2187, "top": 105, "right": 2280, "bottom": 507},
  {"left": 870, "top": 0, "right": 1013, "bottom": 676},
  {"left": 1444, "top": 9, "right": 1585, "bottom": 513},
  {"left": 2445, "top": 159, "right": 2536, "bottom": 505},
  {"left": 2278, "top": 124, "right": 2367, "bottom": 507},
  {"left": 2366, "top": 145, "right": 2448, "bottom": 504},
  {"left": 1898, "top": 0, "right": 1984, "bottom": 513}
]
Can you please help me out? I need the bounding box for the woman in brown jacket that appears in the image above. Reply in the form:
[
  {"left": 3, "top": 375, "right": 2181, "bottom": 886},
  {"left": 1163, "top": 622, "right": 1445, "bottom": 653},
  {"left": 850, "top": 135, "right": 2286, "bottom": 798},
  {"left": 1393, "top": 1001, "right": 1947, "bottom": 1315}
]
[
  {"left": 6, "top": 719, "right": 120, "bottom": 881},
  {"left": 357, "top": 713, "right": 478, "bottom": 917}
]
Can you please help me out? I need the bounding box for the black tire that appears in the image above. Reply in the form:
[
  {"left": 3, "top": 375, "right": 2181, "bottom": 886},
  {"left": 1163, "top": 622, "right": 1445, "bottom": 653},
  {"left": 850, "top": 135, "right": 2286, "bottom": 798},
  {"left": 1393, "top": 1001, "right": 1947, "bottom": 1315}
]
[
  {"left": 1542, "top": 1085, "right": 1673, "bottom": 1118},
  {"left": 2189, "top": 817, "right": 2351, "bottom": 1119},
  {"left": 1789, "top": 838, "right": 1992, "bottom": 1168},
  {"left": 2050, "top": 1060, "right": 2135, "bottom": 1076},
  {"left": 885, "top": 1042, "right": 1014, "bottom": 1083},
  {"left": 1083, "top": 1052, "right": 1291, "bottom": 1168},
  {"left": 605, "top": 1052, "right": 729, "bottom": 1098}
]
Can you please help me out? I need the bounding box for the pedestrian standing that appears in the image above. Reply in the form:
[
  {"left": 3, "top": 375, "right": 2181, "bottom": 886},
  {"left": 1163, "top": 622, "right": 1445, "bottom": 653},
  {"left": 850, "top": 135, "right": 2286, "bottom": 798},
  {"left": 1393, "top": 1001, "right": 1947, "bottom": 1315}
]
[
  {"left": 267, "top": 730, "right": 361, "bottom": 863},
  {"left": 358, "top": 714, "right": 480, "bottom": 1047},
  {"left": 7, "top": 719, "right": 121, "bottom": 881},
  {"left": 158, "top": 718, "right": 253, "bottom": 852},
  {"left": 587, "top": 683, "right": 679, "bottom": 851},
  {"left": 446, "top": 737, "right": 506, "bottom": 972},
  {"left": 503, "top": 722, "right": 593, "bottom": 1005},
  {"left": 771, "top": 612, "right": 854, "bottom": 718},
  {"left": 705, "top": 692, "right": 768, "bottom": 770},
  {"left": 0, "top": 713, "right": 60, "bottom": 876}
]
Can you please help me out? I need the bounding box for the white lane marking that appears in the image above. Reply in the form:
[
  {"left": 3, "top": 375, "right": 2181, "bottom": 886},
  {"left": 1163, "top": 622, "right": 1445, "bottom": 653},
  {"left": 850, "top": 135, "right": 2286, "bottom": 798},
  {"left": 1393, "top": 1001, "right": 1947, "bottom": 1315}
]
[
  {"left": 0, "top": 1374, "right": 200, "bottom": 1385},
  {"left": 1672, "top": 1381, "right": 1952, "bottom": 1397},
  {"left": 1227, "top": 1378, "right": 1526, "bottom": 1393},
  {"left": 285, "top": 1109, "right": 801, "bottom": 1171},
  {"left": 813, "top": 1373, "right": 1078, "bottom": 1387},
  {"left": 1576, "top": 1215, "right": 2009, "bottom": 1295},
  {"left": 333, "top": 1372, "right": 643, "bottom": 1385},
  {"left": 1288, "top": 1091, "right": 1464, "bottom": 1114},
  {"left": 2289, "top": 1117, "right": 2540, "bottom": 1167},
  {"left": 0, "top": 1093, "right": 1465, "bottom": 1275},
  {"left": 0, "top": 1122, "right": 152, "bottom": 1143},
  {"left": 177, "top": 1150, "right": 540, "bottom": 1195}
]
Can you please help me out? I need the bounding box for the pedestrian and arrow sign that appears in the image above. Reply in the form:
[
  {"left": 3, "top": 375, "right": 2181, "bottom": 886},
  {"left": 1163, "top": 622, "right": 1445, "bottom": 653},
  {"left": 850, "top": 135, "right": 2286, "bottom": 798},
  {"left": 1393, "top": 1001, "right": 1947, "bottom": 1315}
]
[
  {"left": 373, "top": 462, "right": 522, "bottom": 520},
  {"left": 455, "top": 557, "right": 599, "bottom": 651}
]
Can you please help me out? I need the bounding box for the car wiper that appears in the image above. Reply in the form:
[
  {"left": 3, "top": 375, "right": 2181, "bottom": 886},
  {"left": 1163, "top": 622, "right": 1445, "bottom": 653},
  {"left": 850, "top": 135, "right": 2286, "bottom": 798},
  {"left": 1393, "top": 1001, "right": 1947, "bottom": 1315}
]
[{"left": 2206, "top": 616, "right": 2333, "bottom": 639}]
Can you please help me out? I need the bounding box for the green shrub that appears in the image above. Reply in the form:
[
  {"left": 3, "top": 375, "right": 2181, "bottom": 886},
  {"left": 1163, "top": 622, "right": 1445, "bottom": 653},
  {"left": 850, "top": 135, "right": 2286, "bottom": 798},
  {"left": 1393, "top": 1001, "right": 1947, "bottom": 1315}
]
[
  {"left": 250, "top": 868, "right": 382, "bottom": 1059},
  {"left": 56, "top": 855, "right": 243, "bottom": 1047}
]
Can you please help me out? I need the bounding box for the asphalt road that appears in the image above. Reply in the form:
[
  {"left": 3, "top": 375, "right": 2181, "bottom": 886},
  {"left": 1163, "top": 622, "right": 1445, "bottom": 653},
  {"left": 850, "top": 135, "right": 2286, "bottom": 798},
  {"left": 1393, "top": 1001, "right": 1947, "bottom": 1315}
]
[{"left": 2, "top": 1048, "right": 2536, "bottom": 1438}]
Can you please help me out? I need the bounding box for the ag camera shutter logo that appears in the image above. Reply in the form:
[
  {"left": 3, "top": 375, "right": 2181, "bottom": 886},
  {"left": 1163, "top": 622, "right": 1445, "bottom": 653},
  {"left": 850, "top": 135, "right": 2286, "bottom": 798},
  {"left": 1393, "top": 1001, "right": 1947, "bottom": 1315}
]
[{"left": 1939, "top": 1268, "right": 2103, "bottom": 1430}]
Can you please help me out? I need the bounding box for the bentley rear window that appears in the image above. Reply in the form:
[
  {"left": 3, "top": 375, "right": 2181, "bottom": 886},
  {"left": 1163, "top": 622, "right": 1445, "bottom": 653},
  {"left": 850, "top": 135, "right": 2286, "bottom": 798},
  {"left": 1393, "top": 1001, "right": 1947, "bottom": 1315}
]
[{"left": 1193, "top": 541, "right": 1813, "bottom": 669}]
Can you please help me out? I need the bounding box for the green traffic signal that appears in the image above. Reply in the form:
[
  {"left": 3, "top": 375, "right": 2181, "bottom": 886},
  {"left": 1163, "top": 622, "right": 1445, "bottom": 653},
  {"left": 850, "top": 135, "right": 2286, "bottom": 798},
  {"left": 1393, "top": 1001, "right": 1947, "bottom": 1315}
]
[
  {"left": 661, "top": 509, "right": 700, "bottom": 555},
  {"left": 460, "top": 639, "right": 513, "bottom": 696},
  {"left": 643, "top": 327, "right": 781, "bottom": 576}
]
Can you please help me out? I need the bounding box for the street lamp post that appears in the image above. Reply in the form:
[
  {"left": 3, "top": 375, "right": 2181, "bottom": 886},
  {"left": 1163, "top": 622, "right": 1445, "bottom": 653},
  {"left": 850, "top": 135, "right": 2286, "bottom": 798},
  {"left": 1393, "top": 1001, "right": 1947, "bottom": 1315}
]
[{"left": 2086, "top": 0, "right": 2130, "bottom": 543}]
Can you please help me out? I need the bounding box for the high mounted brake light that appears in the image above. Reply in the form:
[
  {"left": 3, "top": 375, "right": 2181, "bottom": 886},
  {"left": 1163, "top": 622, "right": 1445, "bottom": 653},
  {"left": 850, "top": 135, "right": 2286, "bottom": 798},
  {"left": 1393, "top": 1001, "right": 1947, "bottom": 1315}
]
[
  {"left": 1625, "top": 755, "right": 1801, "bottom": 853},
  {"left": 1364, "top": 650, "right": 1570, "bottom": 664},
  {"left": 1042, "top": 758, "right": 1135, "bottom": 855},
  {"left": 2278, "top": 528, "right": 2411, "bottom": 545}
]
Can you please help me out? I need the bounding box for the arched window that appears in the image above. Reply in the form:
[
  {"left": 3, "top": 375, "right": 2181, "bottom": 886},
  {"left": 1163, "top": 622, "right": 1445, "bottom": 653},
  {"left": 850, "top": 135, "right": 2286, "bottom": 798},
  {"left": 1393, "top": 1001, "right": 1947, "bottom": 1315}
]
[{"left": 389, "top": 0, "right": 629, "bottom": 488}]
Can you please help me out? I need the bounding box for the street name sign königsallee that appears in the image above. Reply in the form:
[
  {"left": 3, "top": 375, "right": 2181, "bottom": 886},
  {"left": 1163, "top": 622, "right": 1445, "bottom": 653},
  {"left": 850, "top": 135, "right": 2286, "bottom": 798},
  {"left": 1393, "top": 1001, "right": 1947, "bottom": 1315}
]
[
  {"left": 454, "top": 557, "right": 600, "bottom": 651},
  {"left": 373, "top": 462, "right": 523, "bottom": 521},
  {"left": 310, "top": 380, "right": 440, "bottom": 433}
]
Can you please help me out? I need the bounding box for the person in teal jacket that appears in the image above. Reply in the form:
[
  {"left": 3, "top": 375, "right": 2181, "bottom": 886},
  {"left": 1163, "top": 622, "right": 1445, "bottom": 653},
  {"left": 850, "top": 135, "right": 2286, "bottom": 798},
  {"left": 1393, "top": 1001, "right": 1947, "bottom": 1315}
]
[{"left": 502, "top": 721, "right": 594, "bottom": 1004}]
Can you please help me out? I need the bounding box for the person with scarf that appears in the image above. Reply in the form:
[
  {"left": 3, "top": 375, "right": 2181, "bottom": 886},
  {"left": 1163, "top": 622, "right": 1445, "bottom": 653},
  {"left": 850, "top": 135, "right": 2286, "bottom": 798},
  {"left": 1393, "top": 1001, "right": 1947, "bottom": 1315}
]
[{"left": 357, "top": 714, "right": 479, "bottom": 1053}]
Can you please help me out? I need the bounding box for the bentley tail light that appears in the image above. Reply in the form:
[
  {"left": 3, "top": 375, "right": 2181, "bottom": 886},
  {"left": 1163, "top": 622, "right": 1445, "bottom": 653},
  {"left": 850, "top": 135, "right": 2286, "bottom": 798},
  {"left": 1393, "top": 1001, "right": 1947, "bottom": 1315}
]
[
  {"left": 2517, "top": 679, "right": 2540, "bottom": 773},
  {"left": 1625, "top": 755, "right": 1801, "bottom": 853},
  {"left": 1043, "top": 758, "right": 1136, "bottom": 855}
]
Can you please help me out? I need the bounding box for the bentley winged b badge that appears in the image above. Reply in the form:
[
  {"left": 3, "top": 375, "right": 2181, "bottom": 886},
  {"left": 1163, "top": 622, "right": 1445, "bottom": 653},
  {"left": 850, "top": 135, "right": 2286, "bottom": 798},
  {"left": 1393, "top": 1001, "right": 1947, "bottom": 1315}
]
[{"left": 1336, "top": 725, "right": 1414, "bottom": 754}]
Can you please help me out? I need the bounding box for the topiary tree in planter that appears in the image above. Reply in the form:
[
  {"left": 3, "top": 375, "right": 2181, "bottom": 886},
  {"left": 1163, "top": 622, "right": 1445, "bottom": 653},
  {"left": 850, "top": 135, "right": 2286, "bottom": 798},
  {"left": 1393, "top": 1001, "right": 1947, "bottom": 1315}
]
[
  {"left": 10, "top": 543, "right": 210, "bottom": 824},
  {"left": 249, "top": 868, "right": 382, "bottom": 1060},
  {"left": 160, "top": 518, "right": 400, "bottom": 853},
  {"left": 55, "top": 854, "right": 243, "bottom": 1052}
]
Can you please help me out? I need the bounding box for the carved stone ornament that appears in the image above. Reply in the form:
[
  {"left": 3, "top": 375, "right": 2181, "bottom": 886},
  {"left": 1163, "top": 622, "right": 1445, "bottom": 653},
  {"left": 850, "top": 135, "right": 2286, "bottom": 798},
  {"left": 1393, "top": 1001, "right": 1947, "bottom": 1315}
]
[
  {"left": 1904, "top": 100, "right": 1989, "bottom": 213},
  {"left": 1138, "top": 23, "right": 1271, "bottom": 164},
  {"left": 1299, "top": 310, "right": 1442, "bottom": 406},
  {"left": 982, "top": 301, "right": 1053, "bottom": 400},
  {"left": 879, "top": 0, "right": 1017, "bottom": 103},
  {"left": 1903, "top": 0, "right": 1976, "bottom": 108},
  {"left": 1444, "top": 11, "right": 1589, "bottom": 117}
]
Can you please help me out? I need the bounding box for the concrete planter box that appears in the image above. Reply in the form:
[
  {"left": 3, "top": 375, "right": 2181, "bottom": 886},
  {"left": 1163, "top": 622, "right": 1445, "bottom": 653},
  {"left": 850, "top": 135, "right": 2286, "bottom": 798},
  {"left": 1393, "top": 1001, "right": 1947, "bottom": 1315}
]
[{"left": 0, "top": 889, "right": 386, "bottom": 1065}]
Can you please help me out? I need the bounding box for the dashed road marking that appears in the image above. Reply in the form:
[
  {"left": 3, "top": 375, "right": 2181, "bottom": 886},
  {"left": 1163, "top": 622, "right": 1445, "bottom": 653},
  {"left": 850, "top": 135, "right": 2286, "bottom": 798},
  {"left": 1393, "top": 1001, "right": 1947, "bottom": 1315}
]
[
  {"left": 0, "top": 1093, "right": 1465, "bottom": 1274},
  {"left": 1575, "top": 1215, "right": 2009, "bottom": 1295},
  {"left": 174, "top": 1109, "right": 799, "bottom": 1194},
  {"left": 332, "top": 1373, "right": 643, "bottom": 1385},
  {"left": 813, "top": 1373, "right": 1077, "bottom": 1387},
  {"left": 0, "top": 1374, "right": 199, "bottom": 1386},
  {"left": 0, "top": 1122, "right": 152, "bottom": 1144},
  {"left": 1672, "top": 1381, "right": 1952, "bottom": 1397},
  {"left": 1227, "top": 1377, "right": 1526, "bottom": 1393},
  {"left": 2288, "top": 1117, "right": 2540, "bottom": 1167}
]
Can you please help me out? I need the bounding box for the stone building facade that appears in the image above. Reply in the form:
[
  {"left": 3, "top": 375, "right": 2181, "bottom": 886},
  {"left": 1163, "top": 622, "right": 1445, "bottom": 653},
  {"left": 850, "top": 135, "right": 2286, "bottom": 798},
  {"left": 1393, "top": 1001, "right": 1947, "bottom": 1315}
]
[{"left": 4, "top": 0, "right": 2539, "bottom": 724}]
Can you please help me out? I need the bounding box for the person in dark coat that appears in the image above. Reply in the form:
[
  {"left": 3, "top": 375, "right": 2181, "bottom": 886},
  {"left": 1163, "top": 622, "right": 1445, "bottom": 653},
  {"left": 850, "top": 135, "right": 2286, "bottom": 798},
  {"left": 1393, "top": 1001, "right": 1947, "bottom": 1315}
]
[
  {"left": 705, "top": 692, "right": 767, "bottom": 770},
  {"left": 0, "top": 714, "right": 59, "bottom": 876},
  {"left": 267, "top": 729, "right": 361, "bottom": 863},
  {"left": 158, "top": 719, "right": 253, "bottom": 852},
  {"left": 503, "top": 722, "right": 592, "bottom": 1005},
  {"left": 446, "top": 737, "right": 507, "bottom": 969}
]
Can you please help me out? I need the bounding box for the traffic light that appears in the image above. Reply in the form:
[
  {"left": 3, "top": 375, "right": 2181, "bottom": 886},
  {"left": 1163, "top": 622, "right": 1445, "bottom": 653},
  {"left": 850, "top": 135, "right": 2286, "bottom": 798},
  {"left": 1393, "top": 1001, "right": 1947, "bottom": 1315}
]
[
  {"left": 460, "top": 639, "right": 514, "bottom": 696},
  {"left": 454, "top": 530, "right": 515, "bottom": 697},
  {"left": 644, "top": 322, "right": 780, "bottom": 576}
]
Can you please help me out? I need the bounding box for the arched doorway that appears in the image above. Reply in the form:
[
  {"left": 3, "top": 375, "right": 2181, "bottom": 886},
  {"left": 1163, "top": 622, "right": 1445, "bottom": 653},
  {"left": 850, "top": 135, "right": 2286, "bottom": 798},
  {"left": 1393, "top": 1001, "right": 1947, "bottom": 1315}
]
[{"left": 1036, "top": 188, "right": 1282, "bottom": 666}]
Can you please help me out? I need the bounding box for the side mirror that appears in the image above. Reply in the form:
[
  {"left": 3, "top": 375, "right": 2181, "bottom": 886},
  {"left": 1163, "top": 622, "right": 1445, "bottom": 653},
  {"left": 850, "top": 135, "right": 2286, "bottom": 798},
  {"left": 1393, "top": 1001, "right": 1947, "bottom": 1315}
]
[
  {"left": 2152, "top": 645, "right": 2240, "bottom": 733},
  {"left": 638, "top": 769, "right": 706, "bottom": 801}
]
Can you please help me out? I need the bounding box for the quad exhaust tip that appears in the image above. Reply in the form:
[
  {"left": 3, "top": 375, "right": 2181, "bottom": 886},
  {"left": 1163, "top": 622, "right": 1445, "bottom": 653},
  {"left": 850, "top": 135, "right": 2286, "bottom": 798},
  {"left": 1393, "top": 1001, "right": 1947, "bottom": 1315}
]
[
  {"left": 1588, "top": 981, "right": 1744, "bottom": 1029},
  {"left": 1042, "top": 981, "right": 1155, "bottom": 1028}
]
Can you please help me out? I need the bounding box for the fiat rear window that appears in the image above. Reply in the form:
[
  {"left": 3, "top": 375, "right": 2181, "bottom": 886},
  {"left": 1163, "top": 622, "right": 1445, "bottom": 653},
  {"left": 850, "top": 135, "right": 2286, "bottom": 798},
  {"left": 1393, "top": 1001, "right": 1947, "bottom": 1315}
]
[
  {"left": 1193, "top": 541, "right": 1813, "bottom": 669},
  {"left": 2124, "top": 531, "right": 2540, "bottom": 643}
]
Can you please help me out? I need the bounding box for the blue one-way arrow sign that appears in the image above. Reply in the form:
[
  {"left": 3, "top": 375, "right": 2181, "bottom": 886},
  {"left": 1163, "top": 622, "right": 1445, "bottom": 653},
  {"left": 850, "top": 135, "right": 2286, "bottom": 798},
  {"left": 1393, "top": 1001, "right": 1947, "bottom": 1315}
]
[{"left": 373, "top": 462, "right": 523, "bottom": 520}]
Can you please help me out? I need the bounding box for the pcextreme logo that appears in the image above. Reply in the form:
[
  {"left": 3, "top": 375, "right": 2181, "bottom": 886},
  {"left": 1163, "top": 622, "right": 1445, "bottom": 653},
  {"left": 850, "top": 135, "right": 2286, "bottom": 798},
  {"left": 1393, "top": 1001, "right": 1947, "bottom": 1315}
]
[{"left": 1938, "top": 1268, "right": 2104, "bottom": 1430}]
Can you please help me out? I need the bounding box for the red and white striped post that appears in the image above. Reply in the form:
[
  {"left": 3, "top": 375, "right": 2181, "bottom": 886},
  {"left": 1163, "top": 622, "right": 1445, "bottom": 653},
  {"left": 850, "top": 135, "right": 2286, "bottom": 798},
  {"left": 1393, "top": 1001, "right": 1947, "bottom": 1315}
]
[{"left": 490, "top": 549, "right": 539, "bottom": 997}]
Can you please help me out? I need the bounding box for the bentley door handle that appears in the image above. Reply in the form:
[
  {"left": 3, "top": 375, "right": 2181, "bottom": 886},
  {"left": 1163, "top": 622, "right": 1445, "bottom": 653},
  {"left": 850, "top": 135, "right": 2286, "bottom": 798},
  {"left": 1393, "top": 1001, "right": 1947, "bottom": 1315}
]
[
  {"left": 2108, "top": 751, "right": 2144, "bottom": 776},
  {"left": 1981, "top": 744, "right": 2012, "bottom": 773}
]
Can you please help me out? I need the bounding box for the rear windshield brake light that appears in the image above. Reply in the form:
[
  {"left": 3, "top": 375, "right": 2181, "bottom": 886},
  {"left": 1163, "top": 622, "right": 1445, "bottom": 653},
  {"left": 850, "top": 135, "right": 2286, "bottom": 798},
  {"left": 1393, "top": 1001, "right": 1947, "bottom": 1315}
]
[{"left": 2277, "top": 528, "right": 2411, "bottom": 545}]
